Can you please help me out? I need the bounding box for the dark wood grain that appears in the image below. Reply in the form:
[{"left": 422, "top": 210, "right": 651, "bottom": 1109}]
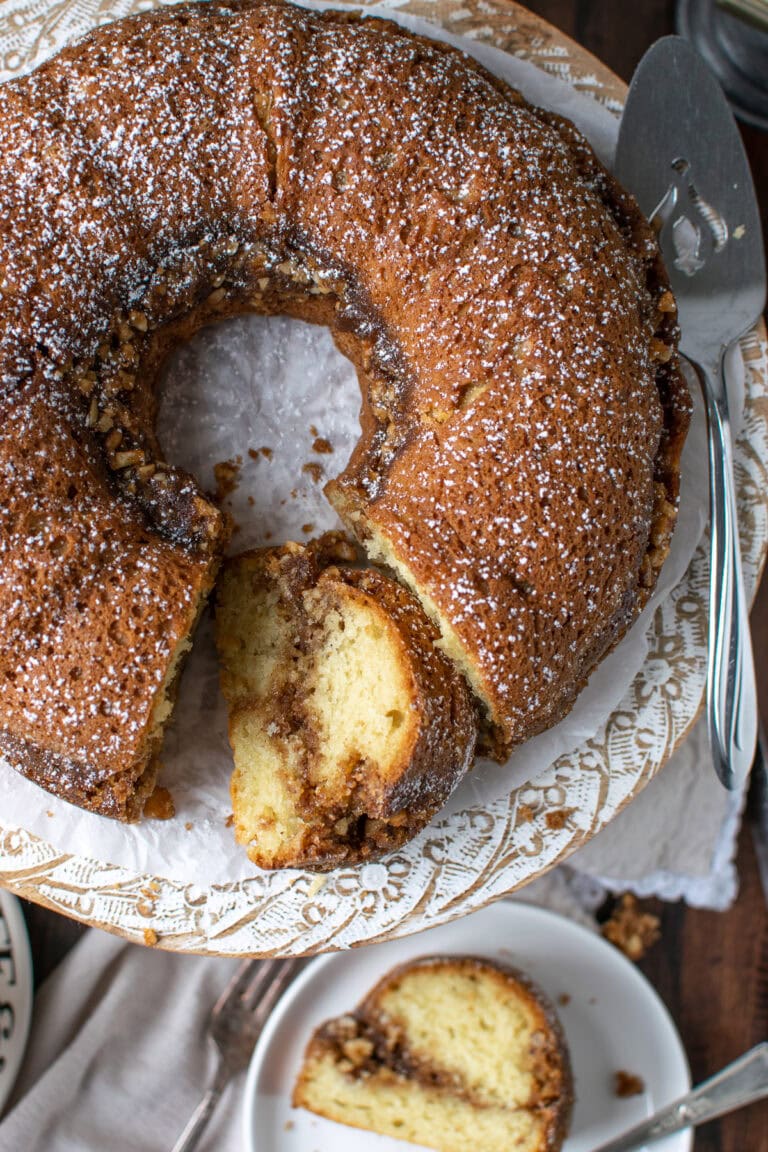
[
  {"left": 22, "top": 900, "right": 87, "bottom": 990},
  {"left": 638, "top": 828, "right": 768, "bottom": 1152},
  {"left": 16, "top": 5, "right": 768, "bottom": 1151}
]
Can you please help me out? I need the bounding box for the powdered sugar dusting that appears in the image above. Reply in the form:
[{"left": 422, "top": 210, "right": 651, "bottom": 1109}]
[{"left": 0, "top": 1, "right": 686, "bottom": 839}]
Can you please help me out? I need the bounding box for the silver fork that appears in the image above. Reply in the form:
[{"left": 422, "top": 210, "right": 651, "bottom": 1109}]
[{"left": 170, "top": 956, "right": 306, "bottom": 1152}]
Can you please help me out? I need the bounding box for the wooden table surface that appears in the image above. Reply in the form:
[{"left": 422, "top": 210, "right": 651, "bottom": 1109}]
[{"left": 15, "top": 2, "right": 768, "bottom": 1150}]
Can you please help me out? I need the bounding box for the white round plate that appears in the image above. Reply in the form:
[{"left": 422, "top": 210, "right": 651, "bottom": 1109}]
[
  {"left": 0, "top": 892, "right": 33, "bottom": 1115},
  {"left": 243, "top": 901, "right": 691, "bottom": 1152}
]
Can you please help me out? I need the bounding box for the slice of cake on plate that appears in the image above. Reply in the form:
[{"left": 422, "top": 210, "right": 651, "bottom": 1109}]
[{"left": 293, "top": 954, "right": 573, "bottom": 1151}]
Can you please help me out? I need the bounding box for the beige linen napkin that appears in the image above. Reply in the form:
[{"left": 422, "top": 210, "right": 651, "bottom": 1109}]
[
  {"left": 567, "top": 716, "right": 746, "bottom": 910},
  {"left": 0, "top": 931, "right": 241, "bottom": 1152}
]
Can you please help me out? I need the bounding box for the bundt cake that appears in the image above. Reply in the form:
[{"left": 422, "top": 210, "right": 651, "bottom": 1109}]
[
  {"left": 0, "top": 0, "right": 689, "bottom": 819},
  {"left": 293, "top": 954, "right": 573, "bottom": 1151},
  {"left": 215, "top": 537, "right": 476, "bottom": 869}
]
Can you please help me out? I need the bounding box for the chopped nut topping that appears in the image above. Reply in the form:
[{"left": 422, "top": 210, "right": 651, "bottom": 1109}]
[
  {"left": 105, "top": 368, "right": 135, "bottom": 394},
  {"left": 104, "top": 427, "right": 123, "bottom": 452},
  {"left": 78, "top": 371, "right": 97, "bottom": 396},
  {"left": 650, "top": 337, "right": 673, "bottom": 363},
  {"left": 601, "top": 894, "right": 660, "bottom": 961},
  {"left": 129, "top": 309, "right": 148, "bottom": 332},
  {"left": 276, "top": 259, "right": 310, "bottom": 284},
  {"left": 96, "top": 411, "right": 114, "bottom": 434},
  {"left": 207, "top": 287, "right": 226, "bottom": 307},
  {"left": 118, "top": 344, "right": 138, "bottom": 367},
  {"left": 112, "top": 449, "right": 145, "bottom": 470},
  {"left": 658, "top": 290, "right": 675, "bottom": 313},
  {"left": 86, "top": 397, "right": 99, "bottom": 428},
  {"left": 143, "top": 785, "right": 175, "bottom": 820}
]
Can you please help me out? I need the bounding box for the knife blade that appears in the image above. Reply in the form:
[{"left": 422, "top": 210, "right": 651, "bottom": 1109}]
[{"left": 614, "top": 36, "right": 764, "bottom": 791}]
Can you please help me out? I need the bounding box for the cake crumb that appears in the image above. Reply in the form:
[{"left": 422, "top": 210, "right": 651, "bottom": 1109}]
[
  {"left": 137, "top": 884, "right": 159, "bottom": 916},
  {"left": 312, "top": 532, "right": 357, "bottom": 565},
  {"left": 143, "top": 928, "right": 158, "bottom": 947},
  {"left": 213, "top": 456, "right": 242, "bottom": 501},
  {"left": 601, "top": 894, "right": 660, "bottom": 961},
  {"left": 185, "top": 821, "right": 193, "bottom": 831},
  {"left": 225, "top": 813, "right": 235, "bottom": 827},
  {"left": 518, "top": 803, "right": 536, "bottom": 823},
  {"left": 614, "top": 1070, "right": 645, "bottom": 1097},
  {"left": 309, "top": 424, "right": 318, "bottom": 437},
  {"left": 545, "top": 808, "right": 571, "bottom": 831},
  {"left": 248, "top": 446, "right": 273, "bottom": 460},
  {"left": 143, "top": 786, "right": 176, "bottom": 821},
  {"left": 284, "top": 1120, "right": 295, "bottom": 1131},
  {"left": 247, "top": 494, "right": 255, "bottom": 506},
  {"left": 302, "top": 522, "right": 315, "bottom": 534},
  {"left": 312, "top": 436, "right": 333, "bottom": 454},
  {"left": 306, "top": 875, "right": 327, "bottom": 898},
  {"left": 558, "top": 993, "right": 570, "bottom": 1006},
  {"left": 302, "top": 462, "right": 324, "bottom": 483},
  {"left": 47, "top": 810, "right": 54, "bottom": 818}
]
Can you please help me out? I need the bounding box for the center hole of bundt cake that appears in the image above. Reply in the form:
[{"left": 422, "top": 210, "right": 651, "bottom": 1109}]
[{"left": 157, "top": 311, "right": 362, "bottom": 552}]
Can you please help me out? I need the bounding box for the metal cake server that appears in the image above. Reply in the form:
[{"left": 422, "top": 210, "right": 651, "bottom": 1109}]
[{"left": 615, "top": 36, "right": 765, "bottom": 791}]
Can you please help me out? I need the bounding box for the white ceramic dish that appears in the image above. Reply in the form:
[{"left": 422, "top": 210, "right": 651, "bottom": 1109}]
[
  {"left": 0, "top": 892, "right": 33, "bottom": 1116},
  {"left": 243, "top": 901, "right": 692, "bottom": 1152}
]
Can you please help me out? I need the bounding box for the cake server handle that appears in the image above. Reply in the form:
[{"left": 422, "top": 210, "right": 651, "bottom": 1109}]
[
  {"left": 693, "top": 354, "right": 757, "bottom": 791},
  {"left": 591, "top": 1043, "right": 768, "bottom": 1152}
]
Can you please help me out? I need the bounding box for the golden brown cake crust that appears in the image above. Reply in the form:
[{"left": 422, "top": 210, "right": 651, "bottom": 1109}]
[
  {"left": 294, "top": 954, "right": 573, "bottom": 1152},
  {"left": 0, "top": 0, "right": 689, "bottom": 814}
]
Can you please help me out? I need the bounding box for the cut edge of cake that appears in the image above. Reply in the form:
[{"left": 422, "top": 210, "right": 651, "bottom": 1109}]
[
  {"left": 293, "top": 954, "right": 573, "bottom": 1152},
  {"left": 214, "top": 537, "right": 477, "bottom": 870}
]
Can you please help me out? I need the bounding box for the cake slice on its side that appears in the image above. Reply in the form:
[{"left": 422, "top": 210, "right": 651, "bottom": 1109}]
[
  {"left": 293, "top": 956, "right": 573, "bottom": 1152},
  {"left": 214, "top": 538, "right": 476, "bottom": 871}
]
